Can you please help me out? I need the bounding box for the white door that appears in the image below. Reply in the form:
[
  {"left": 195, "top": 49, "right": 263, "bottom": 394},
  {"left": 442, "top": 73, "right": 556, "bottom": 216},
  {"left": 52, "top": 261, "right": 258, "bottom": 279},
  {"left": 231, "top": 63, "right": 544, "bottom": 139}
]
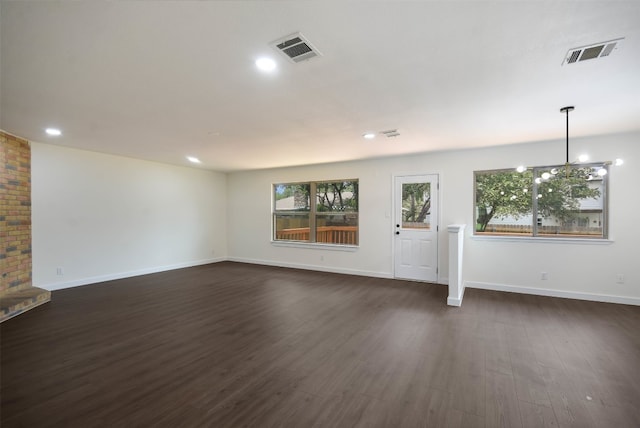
[{"left": 394, "top": 174, "right": 438, "bottom": 282}]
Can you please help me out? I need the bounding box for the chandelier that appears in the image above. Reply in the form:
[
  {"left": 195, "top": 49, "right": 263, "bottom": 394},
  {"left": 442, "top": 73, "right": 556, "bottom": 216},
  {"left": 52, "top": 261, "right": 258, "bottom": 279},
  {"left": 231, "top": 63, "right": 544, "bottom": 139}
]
[{"left": 515, "top": 106, "right": 622, "bottom": 179}]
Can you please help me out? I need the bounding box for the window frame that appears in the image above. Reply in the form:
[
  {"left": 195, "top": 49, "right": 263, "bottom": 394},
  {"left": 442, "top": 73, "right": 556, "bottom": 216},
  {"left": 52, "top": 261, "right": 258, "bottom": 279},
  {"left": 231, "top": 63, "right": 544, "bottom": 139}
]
[
  {"left": 473, "top": 163, "right": 609, "bottom": 240},
  {"left": 272, "top": 179, "right": 359, "bottom": 247}
]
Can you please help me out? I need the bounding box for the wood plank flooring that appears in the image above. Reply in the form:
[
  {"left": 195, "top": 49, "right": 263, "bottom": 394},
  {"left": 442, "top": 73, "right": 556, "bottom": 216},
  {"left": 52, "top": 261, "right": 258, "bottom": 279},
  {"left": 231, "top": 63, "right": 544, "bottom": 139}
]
[{"left": 2, "top": 261, "right": 639, "bottom": 427}]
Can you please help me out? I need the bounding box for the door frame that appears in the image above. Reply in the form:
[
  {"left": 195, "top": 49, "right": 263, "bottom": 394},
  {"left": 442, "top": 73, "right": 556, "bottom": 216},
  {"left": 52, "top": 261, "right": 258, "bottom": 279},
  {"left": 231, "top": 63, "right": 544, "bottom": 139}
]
[{"left": 391, "top": 172, "right": 441, "bottom": 282}]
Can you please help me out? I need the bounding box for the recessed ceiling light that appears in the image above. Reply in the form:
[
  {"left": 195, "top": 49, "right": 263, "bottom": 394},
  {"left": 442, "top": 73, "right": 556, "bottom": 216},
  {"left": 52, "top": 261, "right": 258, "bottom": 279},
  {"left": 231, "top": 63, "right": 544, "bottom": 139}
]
[
  {"left": 186, "top": 156, "right": 201, "bottom": 164},
  {"left": 255, "top": 57, "right": 276, "bottom": 72},
  {"left": 45, "top": 128, "right": 62, "bottom": 136},
  {"left": 363, "top": 133, "right": 376, "bottom": 140}
]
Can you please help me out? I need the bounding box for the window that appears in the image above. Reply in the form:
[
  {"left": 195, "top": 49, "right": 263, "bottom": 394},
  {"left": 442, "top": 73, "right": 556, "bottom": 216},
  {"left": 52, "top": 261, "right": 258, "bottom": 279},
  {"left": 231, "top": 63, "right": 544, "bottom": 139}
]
[
  {"left": 401, "top": 182, "right": 432, "bottom": 229},
  {"left": 474, "top": 163, "right": 607, "bottom": 238},
  {"left": 273, "top": 180, "right": 358, "bottom": 246}
]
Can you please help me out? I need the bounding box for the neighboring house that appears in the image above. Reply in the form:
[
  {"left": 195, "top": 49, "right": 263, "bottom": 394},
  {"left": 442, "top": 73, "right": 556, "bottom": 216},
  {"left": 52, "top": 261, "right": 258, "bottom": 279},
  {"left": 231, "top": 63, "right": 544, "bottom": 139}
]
[{"left": 484, "top": 180, "right": 604, "bottom": 232}]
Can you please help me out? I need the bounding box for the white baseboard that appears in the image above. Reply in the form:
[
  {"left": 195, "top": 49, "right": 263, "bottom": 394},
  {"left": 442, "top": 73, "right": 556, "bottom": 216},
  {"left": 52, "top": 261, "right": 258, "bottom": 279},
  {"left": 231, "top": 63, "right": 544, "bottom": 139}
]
[
  {"left": 447, "top": 296, "right": 463, "bottom": 306},
  {"left": 466, "top": 281, "right": 640, "bottom": 306},
  {"left": 39, "top": 257, "right": 225, "bottom": 291},
  {"left": 38, "top": 259, "right": 638, "bottom": 308},
  {"left": 227, "top": 257, "right": 394, "bottom": 279}
]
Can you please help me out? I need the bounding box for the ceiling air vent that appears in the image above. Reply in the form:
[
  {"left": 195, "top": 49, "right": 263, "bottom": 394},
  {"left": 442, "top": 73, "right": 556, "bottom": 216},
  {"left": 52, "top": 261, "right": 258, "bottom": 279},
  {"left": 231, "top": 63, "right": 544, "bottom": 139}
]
[
  {"left": 381, "top": 129, "right": 400, "bottom": 138},
  {"left": 271, "top": 32, "right": 322, "bottom": 63},
  {"left": 562, "top": 38, "right": 624, "bottom": 65}
]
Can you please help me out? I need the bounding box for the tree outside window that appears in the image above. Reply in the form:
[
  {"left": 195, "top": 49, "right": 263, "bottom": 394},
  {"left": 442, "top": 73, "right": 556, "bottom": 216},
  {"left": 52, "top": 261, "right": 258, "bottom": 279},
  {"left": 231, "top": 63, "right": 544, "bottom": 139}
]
[
  {"left": 274, "top": 180, "right": 358, "bottom": 245},
  {"left": 475, "top": 164, "right": 607, "bottom": 238}
]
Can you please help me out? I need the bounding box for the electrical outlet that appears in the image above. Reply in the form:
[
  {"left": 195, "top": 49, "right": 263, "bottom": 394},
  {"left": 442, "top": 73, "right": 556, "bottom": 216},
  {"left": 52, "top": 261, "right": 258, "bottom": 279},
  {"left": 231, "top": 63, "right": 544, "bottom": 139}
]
[
  {"left": 616, "top": 274, "right": 625, "bottom": 284},
  {"left": 541, "top": 272, "right": 548, "bottom": 280},
  {"left": 56, "top": 267, "right": 64, "bottom": 276}
]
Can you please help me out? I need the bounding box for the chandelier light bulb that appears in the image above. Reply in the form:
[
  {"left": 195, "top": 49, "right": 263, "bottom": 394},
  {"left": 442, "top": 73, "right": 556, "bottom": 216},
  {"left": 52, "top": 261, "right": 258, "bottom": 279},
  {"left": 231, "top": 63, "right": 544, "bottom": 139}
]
[
  {"left": 541, "top": 172, "right": 551, "bottom": 180},
  {"left": 615, "top": 158, "right": 624, "bottom": 166},
  {"left": 516, "top": 165, "right": 526, "bottom": 173},
  {"left": 578, "top": 154, "right": 589, "bottom": 162},
  {"left": 597, "top": 168, "right": 608, "bottom": 177}
]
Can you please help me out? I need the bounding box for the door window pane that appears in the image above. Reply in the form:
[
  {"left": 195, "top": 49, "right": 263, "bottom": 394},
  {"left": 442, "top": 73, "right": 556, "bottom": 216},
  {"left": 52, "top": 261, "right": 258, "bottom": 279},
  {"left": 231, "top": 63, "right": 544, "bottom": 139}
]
[{"left": 402, "top": 183, "right": 431, "bottom": 229}]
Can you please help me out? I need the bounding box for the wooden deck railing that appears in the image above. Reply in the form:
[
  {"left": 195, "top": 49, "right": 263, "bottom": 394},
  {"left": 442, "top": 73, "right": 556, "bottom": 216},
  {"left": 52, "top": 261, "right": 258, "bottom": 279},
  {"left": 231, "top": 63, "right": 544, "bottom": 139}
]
[{"left": 276, "top": 226, "right": 357, "bottom": 245}]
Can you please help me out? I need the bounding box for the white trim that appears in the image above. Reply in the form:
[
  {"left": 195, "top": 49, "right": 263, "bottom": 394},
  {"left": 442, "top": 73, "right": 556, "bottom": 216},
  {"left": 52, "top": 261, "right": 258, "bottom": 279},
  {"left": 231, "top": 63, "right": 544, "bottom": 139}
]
[
  {"left": 227, "top": 257, "right": 393, "bottom": 279},
  {"left": 447, "top": 223, "right": 466, "bottom": 307},
  {"left": 392, "top": 172, "right": 440, "bottom": 282},
  {"left": 447, "top": 224, "right": 466, "bottom": 233},
  {"left": 466, "top": 281, "right": 640, "bottom": 306},
  {"left": 447, "top": 293, "right": 464, "bottom": 307},
  {"left": 38, "top": 258, "right": 225, "bottom": 291},
  {"left": 35, "top": 256, "right": 639, "bottom": 307},
  {"left": 471, "top": 235, "right": 613, "bottom": 245}
]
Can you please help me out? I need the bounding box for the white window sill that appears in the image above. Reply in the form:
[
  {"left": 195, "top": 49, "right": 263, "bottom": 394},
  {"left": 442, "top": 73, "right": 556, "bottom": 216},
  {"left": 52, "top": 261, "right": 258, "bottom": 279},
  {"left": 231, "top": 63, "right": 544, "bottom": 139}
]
[
  {"left": 471, "top": 234, "right": 613, "bottom": 245},
  {"left": 271, "top": 241, "right": 359, "bottom": 252}
]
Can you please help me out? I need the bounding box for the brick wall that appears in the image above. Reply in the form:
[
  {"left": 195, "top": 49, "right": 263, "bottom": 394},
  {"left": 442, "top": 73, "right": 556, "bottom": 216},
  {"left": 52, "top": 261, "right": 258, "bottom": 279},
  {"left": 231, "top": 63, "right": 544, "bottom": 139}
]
[{"left": 0, "top": 131, "right": 32, "bottom": 293}]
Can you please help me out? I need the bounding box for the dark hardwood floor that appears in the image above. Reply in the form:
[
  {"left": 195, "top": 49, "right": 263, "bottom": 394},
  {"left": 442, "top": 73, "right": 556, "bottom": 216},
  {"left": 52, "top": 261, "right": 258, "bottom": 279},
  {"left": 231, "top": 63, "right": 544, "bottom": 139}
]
[{"left": 2, "top": 261, "right": 639, "bottom": 427}]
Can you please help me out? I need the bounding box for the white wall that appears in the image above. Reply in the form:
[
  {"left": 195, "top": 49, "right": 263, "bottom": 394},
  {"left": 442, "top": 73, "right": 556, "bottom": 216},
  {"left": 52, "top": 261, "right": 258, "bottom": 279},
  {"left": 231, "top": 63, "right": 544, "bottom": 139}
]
[
  {"left": 227, "top": 131, "right": 639, "bottom": 304},
  {"left": 31, "top": 142, "right": 227, "bottom": 290}
]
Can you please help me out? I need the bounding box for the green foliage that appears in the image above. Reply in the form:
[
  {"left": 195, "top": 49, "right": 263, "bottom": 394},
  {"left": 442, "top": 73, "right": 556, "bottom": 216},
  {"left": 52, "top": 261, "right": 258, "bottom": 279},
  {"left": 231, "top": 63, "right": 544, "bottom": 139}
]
[
  {"left": 475, "top": 166, "right": 602, "bottom": 232},
  {"left": 316, "top": 181, "right": 358, "bottom": 212},
  {"left": 274, "top": 183, "right": 310, "bottom": 211},
  {"left": 402, "top": 183, "right": 431, "bottom": 223},
  {"left": 537, "top": 167, "right": 601, "bottom": 222},
  {"left": 475, "top": 170, "right": 532, "bottom": 231},
  {"left": 274, "top": 184, "right": 294, "bottom": 200}
]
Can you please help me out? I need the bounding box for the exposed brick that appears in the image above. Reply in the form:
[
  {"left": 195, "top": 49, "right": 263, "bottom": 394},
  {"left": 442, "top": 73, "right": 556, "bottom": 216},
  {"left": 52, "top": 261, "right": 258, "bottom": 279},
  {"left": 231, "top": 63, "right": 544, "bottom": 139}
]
[{"left": 1, "top": 130, "right": 32, "bottom": 293}]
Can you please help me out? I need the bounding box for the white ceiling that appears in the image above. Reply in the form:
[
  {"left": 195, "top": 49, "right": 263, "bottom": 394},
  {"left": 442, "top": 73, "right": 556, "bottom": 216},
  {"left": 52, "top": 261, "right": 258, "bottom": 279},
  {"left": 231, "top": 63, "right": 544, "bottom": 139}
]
[{"left": 2, "top": 1, "right": 640, "bottom": 172}]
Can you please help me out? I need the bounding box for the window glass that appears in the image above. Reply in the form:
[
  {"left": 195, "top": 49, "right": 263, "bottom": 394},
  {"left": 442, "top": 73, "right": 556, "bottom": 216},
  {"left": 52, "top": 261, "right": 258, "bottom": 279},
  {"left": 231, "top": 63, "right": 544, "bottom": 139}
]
[
  {"left": 536, "top": 166, "right": 605, "bottom": 237},
  {"left": 475, "top": 169, "right": 533, "bottom": 235},
  {"left": 274, "top": 184, "right": 310, "bottom": 242},
  {"left": 273, "top": 180, "right": 358, "bottom": 246},
  {"left": 474, "top": 163, "right": 607, "bottom": 238},
  {"left": 315, "top": 181, "right": 358, "bottom": 245},
  {"left": 402, "top": 182, "right": 431, "bottom": 229}
]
